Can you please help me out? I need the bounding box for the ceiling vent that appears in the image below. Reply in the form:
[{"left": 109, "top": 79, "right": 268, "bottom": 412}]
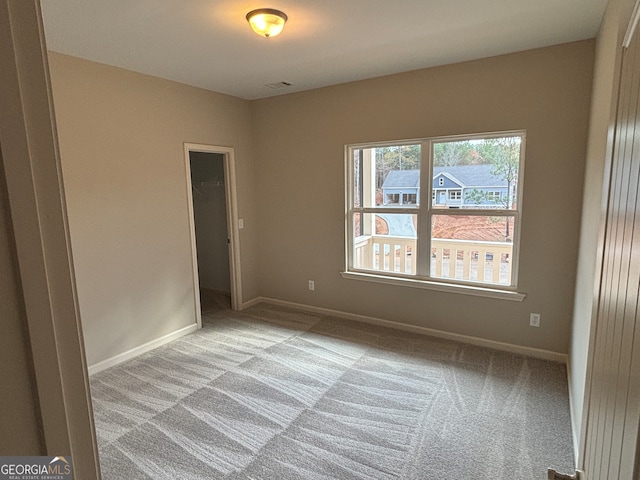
[{"left": 264, "top": 81, "right": 293, "bottom": 89}]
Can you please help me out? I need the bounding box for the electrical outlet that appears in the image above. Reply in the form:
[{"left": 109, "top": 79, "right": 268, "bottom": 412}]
[
  {"left": 308, "top": 280, "right": 315, "bottom": 291},
  {"left": 530, "top": 313, "right": 541, "bottom": 327}
]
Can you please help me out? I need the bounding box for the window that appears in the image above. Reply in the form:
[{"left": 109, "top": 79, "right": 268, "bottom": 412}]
[
  {"left": 346, "top": 132, "right": 525, "bottom": 293},
  {"left": 403, "top": 193, "right": 417, "bottom": 204},
  {"left": 386, "top": 193, "right": 400, "bottom": 204},
  {"left": 486, "top": 191, "right": 502, "bottom": 202}
]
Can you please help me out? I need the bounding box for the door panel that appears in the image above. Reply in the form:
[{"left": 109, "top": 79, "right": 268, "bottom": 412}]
[{"left": 582, "top": 14, "right": 640, "bottom": 480}]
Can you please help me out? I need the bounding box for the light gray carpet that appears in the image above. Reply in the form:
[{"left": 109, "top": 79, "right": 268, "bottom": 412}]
[{"left": 90, "top": 302, "right": 575, "bottom": 479}]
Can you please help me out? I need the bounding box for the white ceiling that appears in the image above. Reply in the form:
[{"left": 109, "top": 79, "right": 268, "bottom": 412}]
[{"left": 41, "top": 0, "right": 608, "bottom": 100}]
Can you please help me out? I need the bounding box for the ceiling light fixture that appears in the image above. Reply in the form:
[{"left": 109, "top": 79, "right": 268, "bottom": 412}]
[{"left": 246, "top": 8, "right": 288, "bottom": 38}]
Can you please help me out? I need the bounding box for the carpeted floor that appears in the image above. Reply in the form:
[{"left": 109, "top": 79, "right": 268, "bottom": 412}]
[{"left": 90, "top": 302, "right": 575, "bottom": 479}]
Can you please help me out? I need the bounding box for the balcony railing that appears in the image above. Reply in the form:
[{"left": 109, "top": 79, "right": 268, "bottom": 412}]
[{"left": 354, "top": 235, "right": 513, "bottom": 285}]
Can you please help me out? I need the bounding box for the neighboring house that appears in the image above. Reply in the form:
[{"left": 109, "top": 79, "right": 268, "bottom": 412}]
[
  {"left": 380, "top": 169, "right": 421, "bottom": 205},
  {"left": 381, "top": 165, "right": 512, "bottom": 208}
]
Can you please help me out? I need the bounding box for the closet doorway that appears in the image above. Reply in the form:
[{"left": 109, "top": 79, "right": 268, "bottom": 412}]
[{"left": 184, "top": 143, "right": 242, "bottom": 327}]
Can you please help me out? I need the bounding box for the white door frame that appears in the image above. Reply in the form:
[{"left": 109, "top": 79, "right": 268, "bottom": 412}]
[
  {"left": 1, "top": 1, "right": 100, "bottom": 477},
  {"left": 184, "top": 143, "right": 242, "bottom": 326}
]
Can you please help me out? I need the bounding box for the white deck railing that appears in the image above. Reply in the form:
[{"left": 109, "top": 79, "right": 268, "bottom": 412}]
[{"left": 354, "top": 235, "right": 512, "bottom": 285}]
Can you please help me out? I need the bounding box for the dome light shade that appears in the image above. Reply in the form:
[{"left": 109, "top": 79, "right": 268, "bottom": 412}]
[{"left": 246, "top": 8, "right": 288, "bottom": 38}]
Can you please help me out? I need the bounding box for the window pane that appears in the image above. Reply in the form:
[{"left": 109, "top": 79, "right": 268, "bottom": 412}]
[
  {"left": 353, "top": 149, "right": 363, "bottom": 208},
  {"left": 353, "top": 212, "right": 362, "bottom": 237},
  {"left": 353, "top": 213, "right": 417, "bottom": 274},
  {"left": 431, "top": 215, "right": 515, "bottom": 285},
  {"left": 357, "top": 144, "right": 421, "bottom": 207},
  {"left": 432, "top": 136, "right": 521, "bottom": 210}
]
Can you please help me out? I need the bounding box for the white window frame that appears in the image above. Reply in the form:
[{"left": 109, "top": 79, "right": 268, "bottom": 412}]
[{"left": 343, "top": 131, "right": 526, "bottom": 301}]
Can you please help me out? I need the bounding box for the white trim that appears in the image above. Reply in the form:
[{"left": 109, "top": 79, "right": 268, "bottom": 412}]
[
  {"left": 184, "top": 143, "right": 243, "bottom": 325},
  {"left": 0, "top": 1, "right": 100, "bottom": 476},
  {"left": 184, "top": 147, "right": 203, "bottom": 328},
  {"left": 566, "top": 361, "right": 581, "bottom": 466},
  {"left": 340, "top": 270, "right": 526, "bottom": 301},
  {"left": 241, "top": 296, "right": 263, "bottom": 309},
  {"left": 88, "top": 324, "right": 198, "bottom": 375},
  {"left": 244, "top": 296, "right": 566, "bottom": 363},
  {"left": 623, "top": 0, "right": 640, "bottom": 48},
  {"left": 224, "top": 149, "right": 243, "bottom": 310}
]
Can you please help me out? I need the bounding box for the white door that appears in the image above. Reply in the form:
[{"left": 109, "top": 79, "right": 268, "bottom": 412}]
[{"left": 580, "top": 10, "right": 640, "bottom": 479}]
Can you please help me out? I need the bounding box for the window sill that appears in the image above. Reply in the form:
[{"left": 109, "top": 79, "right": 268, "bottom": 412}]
[{"left": 340, "top": 271, "right": 526, "bottom": 302}]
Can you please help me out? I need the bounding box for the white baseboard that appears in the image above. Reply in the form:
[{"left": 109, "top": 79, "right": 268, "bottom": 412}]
[
  {"left": 244, "top": 296, "right": 568, "bottom": 363},
  {"left": 241, "top": 296, "right": 263, "bottom": 309},
  {"left": 88, "top": 323, "right": 198, "bottom": 375}
]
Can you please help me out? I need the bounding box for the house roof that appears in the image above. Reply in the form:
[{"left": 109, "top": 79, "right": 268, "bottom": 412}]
[
  {"left": 433, "top": 165, "right": 507, "bottom": 188},
  {"left": 382, "top": 165, "right": 507, "bottom": 189},
  {"left": 382, "top": 170, "right": 421, "bottom": 188}
]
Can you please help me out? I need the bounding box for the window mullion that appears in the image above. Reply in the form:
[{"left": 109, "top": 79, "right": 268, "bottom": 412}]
[{"left": 416, "top": 140, "right": 432, "bottom": 277}]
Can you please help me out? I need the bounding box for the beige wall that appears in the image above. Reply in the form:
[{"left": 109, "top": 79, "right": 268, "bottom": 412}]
[
  {"left": 48, "top": 52, "right": 258, "bottom": 366},
  {"left": 0, "top": 147, "right": 43, "bottom": 455},
  {"left": 252, "top": 41, "right": 595, "bottom": 354},
  {"left": 49, "top": 41, "right": 594, "bottom": 367},
  {"left": 569, "top": 0, "right": 637, "bottom": 464}
]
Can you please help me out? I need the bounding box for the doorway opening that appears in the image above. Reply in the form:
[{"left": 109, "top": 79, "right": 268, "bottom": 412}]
[{"left": 184, "top": 144, "right": 242, "bottom": 327}]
